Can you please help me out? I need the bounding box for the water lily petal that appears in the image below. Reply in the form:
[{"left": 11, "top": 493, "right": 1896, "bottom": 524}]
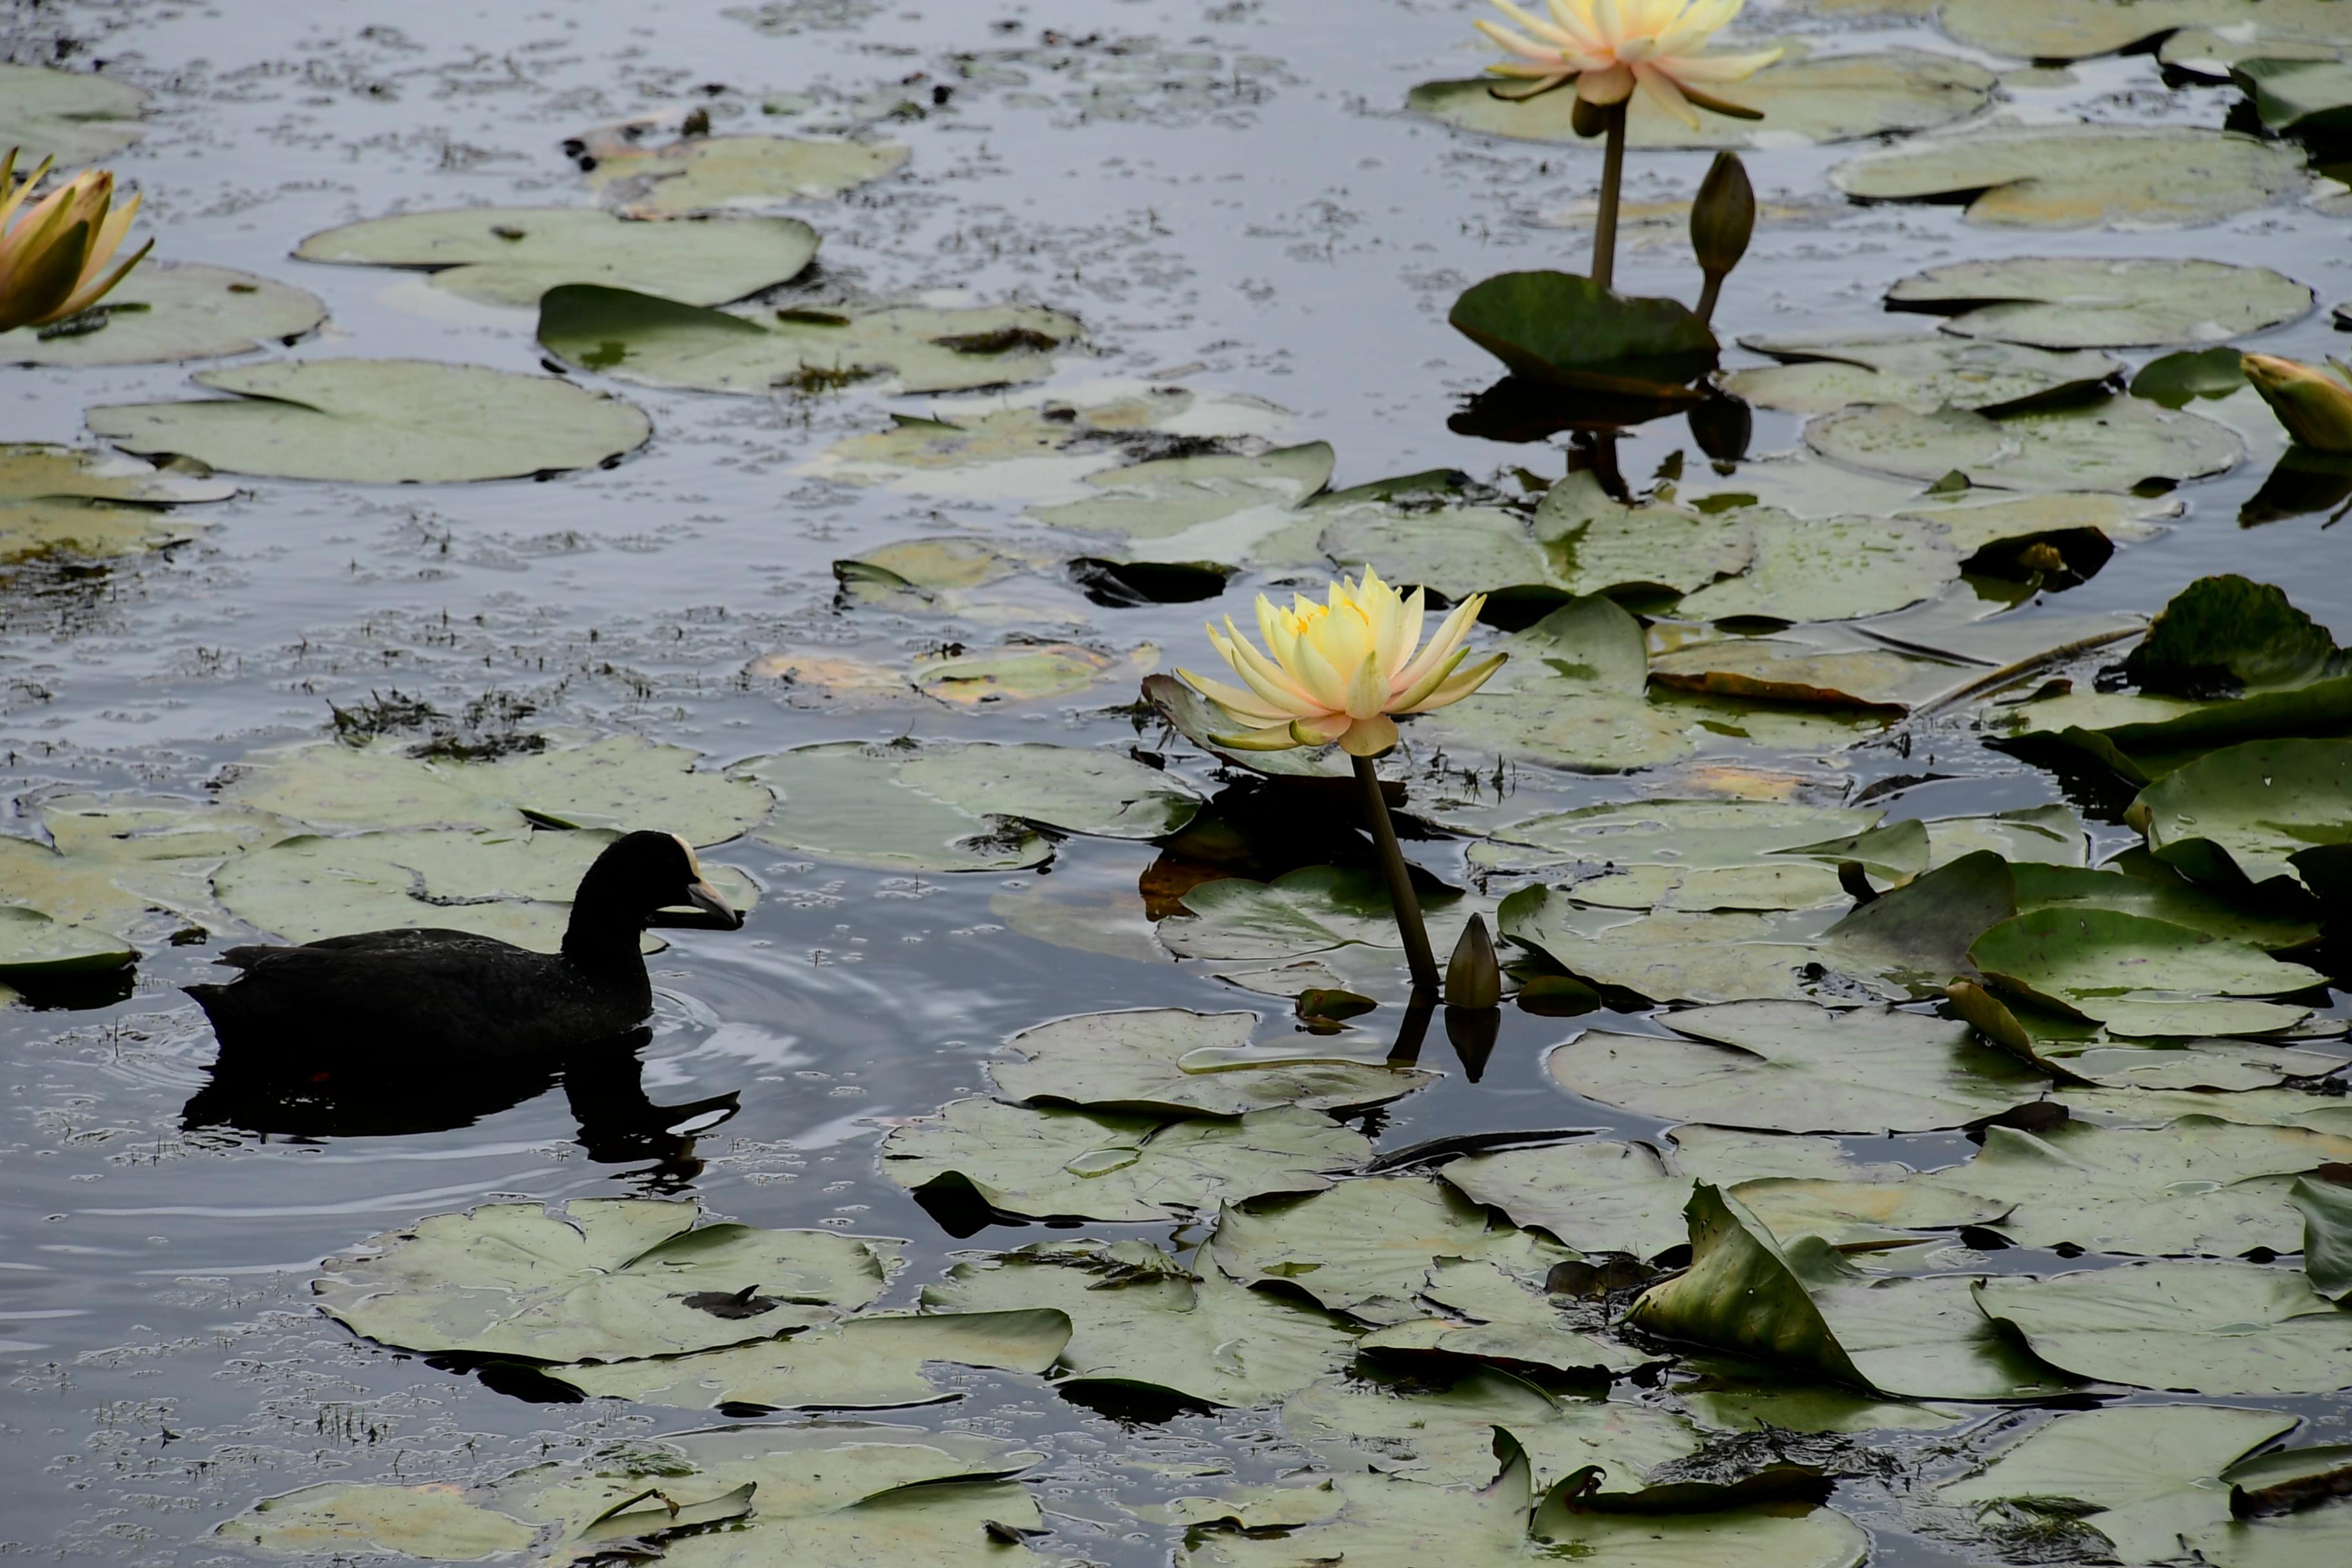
[
  {"left": 1635, "top": 61, "right": 1701, "bottom": 128},
  {"left": 1575, "top": 61, "right": 1636, "bottom": 104},
  {"left": 1663, "top": 46, "right": 1782, "bottom": 83},
  {"left": 1177, "top": 667, "right": 1294, "bottom": 725},
  {"left": 1489, "top": 0, "right": 1579, "bottom": 48},
  {"left": 1338, "top": 714, "right": 1398, "bottom": 758},
  {"left": 1290, "top": 712, "right": 1352, "bottom": 744},
  {"left": 1402, "top": 651, "right": 1508, "bottom": 714}
]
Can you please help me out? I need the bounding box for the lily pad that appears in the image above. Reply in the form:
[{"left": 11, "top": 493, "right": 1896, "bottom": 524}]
[
  {"left": 1540, "top": 1001, "right": 2048, "bottom": 1133},
  {"left": 296, "top": 208, "right": 819, "bottom": 308},
  {"left": 2133, "top": 347, "right": 2257, "bottom": 410},
  {"left": 2235, "top": 55, "right": 2352, "bottom": 135},
  {"left": 87, "top": 360, "right": 652, "bottom": 484},
  {"left": 547, "top": 1309, "right": 1072, "bottom": 1410},
  {"left": 1969, "top": 906, "right": 2325, "bottom": 1036},
  {"left": 1210, "top": 1176, "right": 1576, "bottom": 1325},
  {"left": 2124, "top": 576, "right": 2337, "bottom": 697},
  {"left": 924, "top": 1239, "right": 1360, "bottom": 1407},
  {"left": 1359, "top": 1257, "right": 1641, "bottom": 1378},
  {"left": 1028, "top": 442, "right": 1332, "bottom": 563},
  {"left": 1807, "top": 397, "right": 2242, "bottom": 493},
  {"left": 1448, "top": 273, "right": 1716, "bottom": 396},
  {"left": 0, "top": 441, "right": 239, "bottom": 563},
  {"left": 653, "top": 1476, "right": 1075, "bottom": 1568},
  {"left": 313, "top": 1198, "right": 899, "bottom": 1363},
  {"left": 220, "top": 1484, "right": 539, "bottom": 1561},
  {"left": 1722, "top": 334, "right": 2121, "bottom": 415},
  {"left": 583, "top": 133, "right": 908, "bottom": 214},
  {"left": 1157, "top": 867, "right": 1476, "bottom": 967},
  {"left": 2291, "top": 1174, "right": 2352, "bottom": 1302},
  {"left": 894, "top": 741, "right": 1200, "bottom": 839},
  {"left": 1422, "top": 597, "right": 1714, "bottom": 772},
  {"left": 0, "top": 63, "right": 147, "bottom": 162},
  {"left": 986, "top": 1006, "right": 1437, "bottom": 1117},
  {"left": 2, "top": 262, "right": 326, "bottom": 368},
  {"left": 740, "top": 742, "right": 1050, "bottom": 874},
  {"left": 540, "top": 284, "right": 1080, "bottom": 394},
  {"left": 879, "top": 1099, "right": 1366, "bottom": 1222},
  {"left": 1975, "top": 1260, "right": 2352, "bottom": 1395},
  {"left": 1673, "top": 511, "right": 1961, "bottom": 622},
  {"left": 0, "top": 906, "right": 137, "bottom": 980},
  {"left": 2132, "top": 738, "right": 2352, "bottom": 894},
  {"left": 1939, "top": 0, "right": 2352, "bottom": 64},
  {"left": 1886, "top": 257, "right": 2313, "bottom": 350},
  {"left": 1503, "top": 894, "right": 1841, "bottom": 1007},
  {"left": 1407, "top": 49, "right": 1994, "bottom": 150},
  {"left": 1832, "top": 127, "right": 2305, "bottom": 228}
]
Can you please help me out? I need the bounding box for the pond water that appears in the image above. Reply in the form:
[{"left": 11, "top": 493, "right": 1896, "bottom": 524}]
[{"left": 4, "top": 0, "right": 2351, "bottom": 1564}]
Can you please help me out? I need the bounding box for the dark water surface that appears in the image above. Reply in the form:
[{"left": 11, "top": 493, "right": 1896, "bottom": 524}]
[{"left": 3, "top": 0, "right": 2349, "bottom": 1562}]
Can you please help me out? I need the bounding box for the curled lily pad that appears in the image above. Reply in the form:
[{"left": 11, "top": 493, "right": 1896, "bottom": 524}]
[
  {"left": 583, "top": 133, "right": 908, "bottom": 213},
  {"left": 879, "top": 1098, "right": 1366, "bottom": 1222},
  {"left": 1831, "top": 127, "right": 2304, "bottom": 229},
  {"left": 313, "top": 1198, "right": 900, "bottom": 1363},
  {"left": 2132, "top": 738, "right": 2352, "bottom": 896},
  {"left": 1722, "top": 333, "right": 2122, "bottom": 415},
  {"left": 1407, "top": 48, "right": 1993, "bottom": 150},
  {"left": 2, "top": 262, "right": 326, "bottom": 368},
  {"left": 540, "top": 285, "right": 1081, "bottom": 394},
  {"left": 0, "top": 441, "right": 237, "bottom": 562},
  {"left": 923, "top": 1239, "right": 1361, "bottom": 1407},
  {"left": 986, "top": 1006, "right": 1436, "bottom": 1117},
  {"left": 1449, "top": 273, "right": 1716, "bottom": 396},
  {"left": 1807, "top": 397, "right": 2242, "bottom": 493},
  {"left": 2234, "top": 55, "right": 2352, "bottom": 135},
  {"left": 547, "top": 1309, "right": 1073, "bottom": 1411},
  {"left": 2291, "top": 1174, "right": 2352, "bottom": 1302},
  {"left": 1888, "top": 257, "right": 2313, "bottom": 351},
  {"left": 0, "top": 63, "right": 147, "bottom": 162},
  {"left": 2123, "top": 576, "right": 2337, "bottom": 697},
  {"left": 87, "top": 360, "right": 652, "bottom": 484},
  {"left": 296, "top": 208, "right": 819, "bottom": 308},
  {"left": 1976, "top": 1260, "right": 2352, "bottom": 1395}
]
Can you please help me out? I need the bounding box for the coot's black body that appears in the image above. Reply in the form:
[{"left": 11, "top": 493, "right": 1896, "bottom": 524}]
[{"left": 186, "top": 830, "right": 740, "bottom": 1064}]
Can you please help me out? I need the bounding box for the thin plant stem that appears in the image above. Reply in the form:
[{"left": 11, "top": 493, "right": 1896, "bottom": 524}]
[
  {"left": 1591, "top": 100, "right": 1627, "bottom": 291},
  {"left": 1351, "top": 754, "right": 1440, "bottom": 994},
  {"left": 1695, "top": 270, "right": 1724, "bottom": 325}
]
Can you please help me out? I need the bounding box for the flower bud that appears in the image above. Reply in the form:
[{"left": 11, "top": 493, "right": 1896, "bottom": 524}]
[
  {"left": 1690, "top": 151, "right": 1755, "bottom": 278},
  {"left": 1571, "top": 93, "right": 1611, "bottom": 139},
  {"left": 1444, "top": 914, "right": 1501, "bottom": 1010},
  {"left": 2243, "top": 353, "right": 2352, "bottom": 453}
]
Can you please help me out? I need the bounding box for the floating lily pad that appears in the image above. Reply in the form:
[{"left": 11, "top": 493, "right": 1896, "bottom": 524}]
[
  {"left": 986, "top": 1006, "right": 1436, "bottom": 1117},
  {"left": 1449, "top": 273, "right": 1716, "bottom": 396},
  {"left": 1028, "top": 442, "right": 1331, "bottom": 565},
  {"left": 0, "top": 906, "right": 137, "bottom": 980},
  {"left": 914, "top": 639, "right": 1156, "bottom": 706},
  {"left": 1886, "top": 257, "right": 2313, "bottom": 350},
  {"left": 1407, "top": 49, "right": 1994, "bottom": 150},
  {"left": 1360, "top": 1257, "right": 1640, "bottom": 1378},
  {"left": 1970, "top": 906, "right": 2324, "bottom": 1037},
  {"left": 313, "top": 1198, "right": 899, "bottom": 1363},
  {"left": 895, "top": 741, "right": 1200, "bottom": 839},
  {"left": 2133, "top": 348, "right": 2257, "bottom": 410},
  {"left": 2235, "top": 55, "right": 2352, "bottom": 136},
  {"left": 1832, "top": 127, "right": 2304, "bottom": 228},
  {"left": 2125, "top": 576, "right": 2337, "bottom": 697},
  {"left": 547, "top": 1309, "right": 1072, "bottom": 1410},
  {"left": 740, "top": 742, "right": 1048, "bottom": 873},
  {"left": 0, "top": 441, "right": 239, "bottom": 563},
  {"left": 1540, "top": 1001, "right": 2046, "bottom": 1133},
  {"left": 1628, "top": 1186, "right": 2073, "bottom": 1399},
  {"left": 924, "top": 1239, "right": 1360, "bottom": 1407},
  {"left": 1723, "top": 334, "right": 2121, "bottom": 415},
  {"left": 1674, "top": 511, "right": 1960, "bottom": 622},
  {"left": 583, "top": 133, "right": 908, "bottom": 214},
  {"left": 1976, "top": 1260, "right": 2352, "bottom": 1395},
  {"left": 1210, "top": 1177, "right": 1576, "bottom": 1325},
  {"left": 1807, "top": 397, "right": 2242, "bottom": 493},
  {"left": 2, "top": 262, "right": 326, "bottom": 368},
  {"left": 2292, "top": 1175, "right": 2352, "bottom": 1302},
  {"left": 88, "top": 360, "right": 652, "bottom": 484},
  {"left": 539, "top": 284, "right": 1081, "bottom": 394},
  {"left": 879, "top": 1099, "right": 1365, "bottom": 1222},
  {"left": 1503, "top": 895, "right": 1839, "bottom": 1008},
  {"left": 0, "top": 63, "right": 147, "bottom": 163},
  {"left": 1143, "top": 672, "right": 1342, "bottom": 779},
  {"left": 2012, "top": 862, "right": 2318, "bottom": 951},
  {"left": 220, "top": 1484, "right": 539, "bottom": 1561},
  {"left": 0, "top": 799, "right": 276, "bottom": 950},
  {"left": 1157, "top": 867, "right": 1477, "bottom": 968},
  {"left": 2132, "top": 738, "right": 2352, "bottom": 895},
  {"left": 296, "top": 208, "right": 819, "bottom": 308},
  {"left": 1939, "top": 0, "right": 2351, "bottom": 64}
]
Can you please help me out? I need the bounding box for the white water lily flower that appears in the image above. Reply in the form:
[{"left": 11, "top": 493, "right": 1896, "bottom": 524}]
[
  {"left": 0, "top": 150, "right": 151, "bottom": 333},
  {"left": 1475, "top": 0, "right": 1783, "bottom": 126},
  {"left": 1179, "top": 568, "right": 1505, "bottom": 758}
]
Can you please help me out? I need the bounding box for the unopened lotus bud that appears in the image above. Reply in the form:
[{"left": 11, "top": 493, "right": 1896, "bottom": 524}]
[
  {"left": 1571, "top": 94, "right": 1611, "bottom": 139},
  {"left": 1690, "top": 152, "right": 1755, "bottom": 278},
  {"left": 2243, "top": 353, "right": 2352, "bottom": 453},
  {"left": 1444, "top": 914, "right": 1501, "bottom": 1010},
  {"left": 1946, "top": 978, "right": 2030, "bottom": 1055},
  {"left": 1687, "top": 391, "right": 1752, "bottom": 464}
]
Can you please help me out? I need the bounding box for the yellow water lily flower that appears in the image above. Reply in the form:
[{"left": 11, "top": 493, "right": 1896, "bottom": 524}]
[
  {"left": 1179, "top": 568, "right": 1505, "bottom": 758},
  {"left": 1475, "top": 0, "right": 1783, "bottom": 126},
  {"left": 2243, "top": 352, "right": 2352, "bottom": 453},
  {"left": 0, "top": 149, "right": 152, "bottom": 333}
]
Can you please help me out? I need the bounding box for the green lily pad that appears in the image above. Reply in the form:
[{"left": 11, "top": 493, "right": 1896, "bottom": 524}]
[
  {"left": 1975, "top": 1260, "right": 2352, "bottom": 1395},
  {"left": 1210, "top": 1176, "right": 1576, "bottom": 1325},
  {"left": 1885, "top": 257, "right": 2313, "bottom": 350},
  {"left": 986, "top": 1006, "right": 1436, "bottom": 1117},
  {"left": 1281, "top": 1368, "right": 1701, "bottom": 1493},
  {"left": 1918, "top": 1117, "right": 2352, "bottom": 1257},
  {"left": 87, "top": 360, "right": 652, "bottom": 484},
  {"left": 0, "top": 797, "right": 281, "bottom": 948},
  {"left": 2133, "top": 348, "right": 2259, "bottom": 409},
  {"left": 1448, "top": 273, "right": 1716, "bottom": 395},
  {"left": 1502, "top": 894, "right": 1841, "bottom": 1007},
  {"left": 1473, "top": 798, "right": 1884, "bottom": 908},
  {"left": 0, "top": 498, "right": 207, "bottom": 562},
  {"left": 547, "top": 1309, "right": 1072, "bottom": 1410},
  {"left": 2124, "top": 576, "right": 2337, "bottom": 697},
  {"left": 2132, "top": 738, "right": 2352, "bottom": 894},
  {"left": 1627, "top": 1186, "right": 2073, "bottom": 1400},
  {"left": 296, "top": 208, "right": 818, "bottom": 308},
  {"left": 1939, "top": 0, "right": 2352, "bottom": 63},
  {"left": 1541, "top": 1001, "right": 2048, "bottom": 1133},
  {"left": 652, "top": 1476, "right": 1075, "bottom": 1568},
  {"left": 0, "top": 906, "right": 137, "bottom": 979},
  {"left": 1358, "top": 1257, "right": 1642, "bottom": 1378},
  {"left": 1028, "top": 441, "right": 1332, "bottom": 563},
  {"left": 313, "top": 1198, "right": 900, "bottom": 1363},
  {"left": 2, "top": 262, "right": 326, "bottom": 368},
  {"left": 0, "top": 63, "right": 147, "bottom": 162},
  {"left": 0, "top": 440, "right": 238, "bottom": 562},
  {"left": 1807, "top": 397, "right": 2243, "bottom": 493},
  {"left": 2235, "top": 55, "right": 2352, "bottom": 135},
  {"left": 2291, "top": 1175, "right": 2352, "bottom": 1303},
  {"left": 583, "top": 133, "right": 908, "bottom": 214},
  {"left": 879, "top": 1099, "right": 1366, "bottom": 1222},
  {"left": 740, "top": 742, "right": 1050, "bottom": 873},
  {"left": 924, "top": 1239, "right": 1361, "bottom": 1407},
  {"left": 219, "top": 1484, "right": 538, "bottom": 1561},
  {"left": 1673, "top": 511, "right": 1961, "bottom": 622},
  {"left": 1142, "top": 671, "right": 1342, "bottom": 779},
  {"left": 1407, "top": 49, "right": 1994, "bottom": 151},
  {"left": 1157, "top": 866, "right": 1476, "bottom": 966},
  {"left": 894, "top": 741, "right": 1200, "bottom": 839},
  {"left": 1832, "top": 127, "right": 2305, "bottom": 228},
  {"left": 539, "top": 284, "right": 1081, "bottom": 394},
  {"left": 2011, "top": 863, "right": 2319, "bottom": 950},
  {"left": 1969, "top": 906, "right": 2325, "bottom": 1035},
  {"left": 1722, "top": 333, "right": 2122, "bottom": 415}
]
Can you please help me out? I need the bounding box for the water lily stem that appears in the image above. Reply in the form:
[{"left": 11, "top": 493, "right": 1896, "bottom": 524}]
[
  {"left": 1351, "top": 754, "right": 1440, "bottom": 994},
  {"left": 1695, "top": 270, "right": 1724, "bottom": 325},
  {"left": 1591, "top": 101, "right": 1627, "bottom": 291}
]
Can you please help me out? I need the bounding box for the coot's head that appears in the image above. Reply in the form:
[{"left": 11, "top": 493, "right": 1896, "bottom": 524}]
[{"left": 567, "top": 831, "right": 739, "bottom": 957}]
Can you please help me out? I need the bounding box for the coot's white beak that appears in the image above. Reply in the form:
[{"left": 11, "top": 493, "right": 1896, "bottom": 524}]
[{"left": 684, "top": 878, "right": 739, "bottom": 927}]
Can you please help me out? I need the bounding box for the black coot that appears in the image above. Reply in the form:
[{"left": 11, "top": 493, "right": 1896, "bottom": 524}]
[{"left": 186, "top": 830, "right": 741, "bottom": 1063}]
